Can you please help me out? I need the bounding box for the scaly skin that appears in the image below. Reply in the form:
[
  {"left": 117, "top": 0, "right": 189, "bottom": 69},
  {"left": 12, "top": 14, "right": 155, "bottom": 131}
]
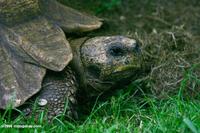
[
  {"left": 23, "top": 66, "right": 78, "bottom": 121},
  {"left": 0, "top": 0, "right": 141, "bottom": 122},
  {"left": 22, "top": 36, "right": 141, "bottom": 121}
]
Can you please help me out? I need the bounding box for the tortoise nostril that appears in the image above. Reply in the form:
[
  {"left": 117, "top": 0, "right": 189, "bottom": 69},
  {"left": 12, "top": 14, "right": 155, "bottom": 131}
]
[
  {"left": 109, "top": 46, "right": 124, "bottom": 57},
  {"left": 133, "top": 43, "right": 141, "bottom": 54}
]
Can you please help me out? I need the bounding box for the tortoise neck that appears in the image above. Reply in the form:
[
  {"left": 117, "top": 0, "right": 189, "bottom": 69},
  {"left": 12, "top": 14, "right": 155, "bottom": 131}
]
[
  {"left": 0, "top": 0, "right": 41, "bottom": 26},
  {"left": 69, "top": 37, "right": 90, "bottom": 89}
]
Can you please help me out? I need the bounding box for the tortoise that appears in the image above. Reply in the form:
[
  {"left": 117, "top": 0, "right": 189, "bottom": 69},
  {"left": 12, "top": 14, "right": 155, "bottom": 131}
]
[{"left": 0, "top": 0, "right": 141, "bottom": 120}]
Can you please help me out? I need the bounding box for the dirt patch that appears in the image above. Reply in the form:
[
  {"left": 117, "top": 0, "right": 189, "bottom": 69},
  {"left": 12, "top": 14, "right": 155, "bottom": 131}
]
[
  {"left": 139, "top": 28, "right": 200, "bottom": 98},
  {"left": 62, "top": 0, "right": 200, "bottom": 97}
]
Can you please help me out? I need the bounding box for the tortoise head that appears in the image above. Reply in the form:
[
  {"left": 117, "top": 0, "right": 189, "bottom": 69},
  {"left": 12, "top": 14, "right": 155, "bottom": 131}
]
[{"left": 73, "top": 36, "right": 142, "bottom": 95}]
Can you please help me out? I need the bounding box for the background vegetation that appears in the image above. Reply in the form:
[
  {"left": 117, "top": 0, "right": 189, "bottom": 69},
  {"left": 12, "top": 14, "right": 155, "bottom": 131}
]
[{"left": 1, "top": 0, "right": 200, "bottom": 132}]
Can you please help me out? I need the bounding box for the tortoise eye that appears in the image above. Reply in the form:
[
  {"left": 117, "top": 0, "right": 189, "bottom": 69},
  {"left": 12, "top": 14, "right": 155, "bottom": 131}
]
[{"left": 109, "top": 45, "right": 125, "bottom": 57}]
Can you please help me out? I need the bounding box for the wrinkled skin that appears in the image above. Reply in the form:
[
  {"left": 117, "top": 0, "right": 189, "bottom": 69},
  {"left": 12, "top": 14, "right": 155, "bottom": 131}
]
[
  {"left": 0, "top": 0, "right": 142, "bottom": 121},
  {"left": 22, "top": 36, "right": 141, "bottom": 121},
  {"left": 74, "top": 36, "right": 141, "bottom": 95}
]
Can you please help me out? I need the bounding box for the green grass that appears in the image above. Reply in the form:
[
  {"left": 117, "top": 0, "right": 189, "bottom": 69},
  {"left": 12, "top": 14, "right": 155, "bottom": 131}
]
[
  {"left": 1, "top": 64, "right": 200, "bottom": 132},
  {"left": 1, "top": 0, "right": 200, "bottom": 132},
  {"left": 1, "top": 89, "right": 200, "bottom": 132}
]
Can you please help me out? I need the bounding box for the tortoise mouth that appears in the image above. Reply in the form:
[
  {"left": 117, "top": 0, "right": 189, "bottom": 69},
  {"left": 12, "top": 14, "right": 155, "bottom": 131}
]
[
  {"left": 102, "top": 64, "right": 141, "bottom": 81},
  {"left": 85, "top": 65, "right": 140, "bottom": 96}
]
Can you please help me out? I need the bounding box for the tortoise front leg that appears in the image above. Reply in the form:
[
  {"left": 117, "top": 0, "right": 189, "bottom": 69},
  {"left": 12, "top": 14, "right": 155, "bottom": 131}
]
[{"left": 22, "top": 66, "right": 78, "bottom": 121}]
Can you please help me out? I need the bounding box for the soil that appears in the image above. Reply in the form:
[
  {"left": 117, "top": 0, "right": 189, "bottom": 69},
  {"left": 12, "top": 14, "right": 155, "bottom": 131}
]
[{"left": 61, "top": 0, "right": 200, "bottom": 98}]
